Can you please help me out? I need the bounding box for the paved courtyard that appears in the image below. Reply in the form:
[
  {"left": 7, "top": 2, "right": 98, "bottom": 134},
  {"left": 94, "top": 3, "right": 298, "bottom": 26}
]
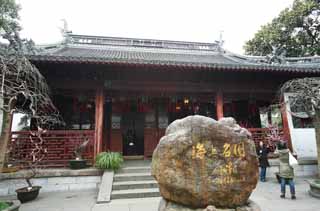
[{"left": 1, "top": 177, "right": 319, "bottom": 211}]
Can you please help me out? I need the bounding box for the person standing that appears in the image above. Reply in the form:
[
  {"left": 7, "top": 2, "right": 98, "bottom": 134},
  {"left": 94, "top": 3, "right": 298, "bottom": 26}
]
[
  {"left": 256, "top": 141, "right": 270, "bottom": 182},
  {"left": 276, "top": 141, "right": 296, "bottom": 200}
]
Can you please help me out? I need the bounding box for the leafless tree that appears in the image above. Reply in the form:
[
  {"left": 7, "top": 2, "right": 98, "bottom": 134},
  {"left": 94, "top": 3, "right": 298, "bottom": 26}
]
[
  {"left": 0, "top": 53, "right": 63, "bottom": 171},
  {"left": 0, "top": 0, "right": 63, "bottom": 176},
  {"left": 280, "top": 77, "right": 320, "bottom": 177},
  {"left": 23, "top": 127, "right": 47, "bottom": 188},
  {"left": 74, "top": 138, "right": 90, "bottom": 160}
]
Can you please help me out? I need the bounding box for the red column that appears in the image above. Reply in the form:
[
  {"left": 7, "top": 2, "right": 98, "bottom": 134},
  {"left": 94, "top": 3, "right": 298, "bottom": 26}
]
[
  {"left": 280, "top": 99, "right": 293, "bottom": 152},
  {"left": 216, "top": 91, "right": 224, "bottom": 120},
  {"left": 94, "top": 89, "right": 104, "bottom": 159}
]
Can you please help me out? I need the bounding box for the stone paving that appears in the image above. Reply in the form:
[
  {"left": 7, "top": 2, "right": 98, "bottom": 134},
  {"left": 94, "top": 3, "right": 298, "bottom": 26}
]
[
  {"left": 251, "top": 177, "right": 320, "bottom": 211},
  {"left": 0, "top": 177, "right": 319, "bottom": 211}
]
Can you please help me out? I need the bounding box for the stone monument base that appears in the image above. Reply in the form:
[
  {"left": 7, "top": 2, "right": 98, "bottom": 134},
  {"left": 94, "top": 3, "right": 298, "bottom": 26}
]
[{"left": 158, "top": 198, "right": 261, "bottom": 211}]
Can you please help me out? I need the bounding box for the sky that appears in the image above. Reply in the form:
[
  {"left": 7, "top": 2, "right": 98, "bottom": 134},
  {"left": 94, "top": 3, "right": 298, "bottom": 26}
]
[{"left": 17, "top": 0, "right": 294, "bottom": 54}]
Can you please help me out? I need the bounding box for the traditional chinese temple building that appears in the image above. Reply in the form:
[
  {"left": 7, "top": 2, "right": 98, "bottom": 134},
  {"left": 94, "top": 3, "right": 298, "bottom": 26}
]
[{"left": 9, "top": 33, "right": 320, "bottom": 167}]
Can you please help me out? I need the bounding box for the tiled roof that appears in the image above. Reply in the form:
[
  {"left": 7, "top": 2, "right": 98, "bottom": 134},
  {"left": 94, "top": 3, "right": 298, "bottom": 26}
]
[{"left": 29, "top": 34, "right": 320, "bottom": 73}]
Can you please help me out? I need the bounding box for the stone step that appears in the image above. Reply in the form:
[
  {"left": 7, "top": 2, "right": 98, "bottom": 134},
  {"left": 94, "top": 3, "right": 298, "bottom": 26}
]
[
  {"left": 97, "top": 171, "right": 113, "bottom": 204},
  {"left": 112, "top": 180, "right": 159, "bottom": 190},
  {"left": 113, "top": 173, "right": 154, "bottom": 182},
  {"left": 111, "top": 188, "right": 160, "bottom": 200},
  {"left": 122, "top": 160, "right": 152, "bottom": 168},
  {"left": 116, "top": 166, "right": 151, "bottom": 174}
]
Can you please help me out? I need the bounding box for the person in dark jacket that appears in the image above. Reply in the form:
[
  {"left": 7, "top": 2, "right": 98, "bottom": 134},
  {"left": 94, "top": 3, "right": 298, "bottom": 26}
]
[
  {"left": 275, "top": 141, "right": 296, "bottom": 200},
  {"left": 256, "top": 141, "right": 270, "bottom": 182}
]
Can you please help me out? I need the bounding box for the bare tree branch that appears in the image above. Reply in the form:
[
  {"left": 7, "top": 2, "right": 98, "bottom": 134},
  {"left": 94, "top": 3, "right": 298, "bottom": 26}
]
[{"left": 0, "top": 55, "right": 64, "bottom": 128}]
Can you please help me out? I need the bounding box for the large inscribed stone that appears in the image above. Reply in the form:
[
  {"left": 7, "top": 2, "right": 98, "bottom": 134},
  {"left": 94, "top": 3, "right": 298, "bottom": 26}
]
[{"left": 151, "top": 116, "right": 258, "bottom": 209}]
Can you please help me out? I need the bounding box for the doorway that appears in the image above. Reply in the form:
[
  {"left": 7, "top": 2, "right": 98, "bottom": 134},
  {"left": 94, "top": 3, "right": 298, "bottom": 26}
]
[{"left": 121, "top": 113, "right": 145, "bottom": 156}]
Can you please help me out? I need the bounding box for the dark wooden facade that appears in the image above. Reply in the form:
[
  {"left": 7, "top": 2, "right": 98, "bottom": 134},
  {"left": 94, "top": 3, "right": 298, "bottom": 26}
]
[
  {"left": 8, "top": 34, "right": 320, "bottom": 166},
  {"left": 26, "top": 60, "right": 317, "bottom": 159}
]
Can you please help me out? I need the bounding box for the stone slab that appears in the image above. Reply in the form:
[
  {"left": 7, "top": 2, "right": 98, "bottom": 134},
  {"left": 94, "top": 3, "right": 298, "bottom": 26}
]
[
  {"left": 93, "top": 204, "right": 130, "bottom": 211},
  {"left": 265, "top": 164, "right": 318, "bottom": 179},
  {"left": 0, "top": 176, "right": 101, "bottom": 196},
  {"left": 0, "top": 168, "right": 103, "bottom": 180},
  {"left": 97, "top": 170, "right": 114, "bottom": 204},
  {"left": 0, "top": 179, "right": 319, "bottom": 211}
]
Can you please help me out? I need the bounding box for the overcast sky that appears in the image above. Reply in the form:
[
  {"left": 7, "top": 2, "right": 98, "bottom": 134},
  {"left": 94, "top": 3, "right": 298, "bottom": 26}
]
[{"left": 17, "top": 0, "right": 294, "bottom": 54}]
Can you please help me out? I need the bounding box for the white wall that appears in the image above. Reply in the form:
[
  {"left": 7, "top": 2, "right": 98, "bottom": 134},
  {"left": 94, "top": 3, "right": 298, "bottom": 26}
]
[{"left": 11, "top": 113, "right": 30, "bottom": 132}]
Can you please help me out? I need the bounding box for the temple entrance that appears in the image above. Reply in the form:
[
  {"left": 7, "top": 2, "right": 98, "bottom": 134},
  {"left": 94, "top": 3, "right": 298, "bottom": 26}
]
[{"left": 121, "top": 113, "right": 145, "bottom": 156}]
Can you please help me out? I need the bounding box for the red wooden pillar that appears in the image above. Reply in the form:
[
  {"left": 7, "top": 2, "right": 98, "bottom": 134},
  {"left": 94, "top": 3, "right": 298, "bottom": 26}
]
[
  {"left": 94, "top": 89, "right": 104, "bottom": 159},
  {"left": 216, "top": 91, "right": 224, "bottom": 120},
  {"left": 280, "top": 99, "right": 293, "bottom": 152}
]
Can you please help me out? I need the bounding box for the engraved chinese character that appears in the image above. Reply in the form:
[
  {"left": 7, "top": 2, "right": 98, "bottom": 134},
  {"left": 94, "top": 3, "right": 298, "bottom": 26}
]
[
  {"left": 225, "top": 162, "right": 233, "bottom": 175},
  {"left": 233, "top": 142, "right": 245, "bottom": 158},
  {"left": 211, "top": 147, "right": 217, "bottom": 156},
  {"left": 191, "top": 143, "right": 207, "bottom": 160},
  {"left": 221, "top": 176, "right": 233, "bottom": 185},
  {"left": 237, "top": 142, "right": 245, "bottom": 158},
  {"left": 223, "top": 143, "right": 231, "bottom": 157}
]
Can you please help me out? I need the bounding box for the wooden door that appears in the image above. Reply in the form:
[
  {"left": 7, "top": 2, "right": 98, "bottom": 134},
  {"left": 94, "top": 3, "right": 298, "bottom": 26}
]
[
  {"left": 110, "top": 129, "right": 122, "bottom": 153},
  {"left": 144, "top": 128, "right": 158, "bottom": 157}
]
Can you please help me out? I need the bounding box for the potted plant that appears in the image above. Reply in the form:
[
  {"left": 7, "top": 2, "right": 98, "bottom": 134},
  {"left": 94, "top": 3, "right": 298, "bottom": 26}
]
[
  {"left": 14, "top": 127, "right": 47, "bottom": 203},
  {"left": 0, "top": 200, "right": 20, "bottom": 211},
  {"left": 95, "top": 152, "right": 123, "bottom": 170},
  {"left": 69, "top": 139, "right": 90, "bottom": 169},
  {"left": 309, "top": 179, "right": 320, "bottom": 198}
]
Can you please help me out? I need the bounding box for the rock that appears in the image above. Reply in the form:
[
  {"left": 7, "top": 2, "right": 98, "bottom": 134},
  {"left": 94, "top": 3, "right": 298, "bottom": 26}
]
[
  {"left": 152, "top": 115, "right": 258, "bottom": 209},
  {"left": 158, "top": 198, "right": 261, "bottom": 211}
]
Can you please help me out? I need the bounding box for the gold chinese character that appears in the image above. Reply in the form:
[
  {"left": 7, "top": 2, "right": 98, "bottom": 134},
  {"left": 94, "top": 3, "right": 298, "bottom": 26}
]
[
  {"left": 221, "top": 176, "right": 234, "bottom": 185},
  {"left": 219, "top": 166, "right": 227, "bottom": 175},
  {"left": 237, "top": 142, "right": 245, "bottom": 158},
  {"left": 218, "top": 162, "right": 233, "bottom": 176},
  {"left": 223, "top": 143, "right": 231, "bottom": 157},
  {"left": 233, "top": 142, "right": 245, "bottom": 158},
  {"left": 211, "top": 147, "right": 217, "bottom": 156},
  {"left": 225, "top": 162, "right": 233, "bottom": 175},
  {"left": 233, "top": 144, "right": 238, "bottom": 157},
  {"left": 191, "top": 143, "right": 207, "bottom": 160}
]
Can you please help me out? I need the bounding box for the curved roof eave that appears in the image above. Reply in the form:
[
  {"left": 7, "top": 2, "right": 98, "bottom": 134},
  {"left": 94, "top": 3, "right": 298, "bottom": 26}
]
[{"left": 28, "top": 54, "right": 319, "bottom": 74}]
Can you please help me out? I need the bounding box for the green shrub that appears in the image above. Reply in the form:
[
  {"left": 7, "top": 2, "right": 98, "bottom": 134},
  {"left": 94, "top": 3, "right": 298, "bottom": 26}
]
[
  {"left": 0, "top": 201, "right": 10, "bottom": 211},
  {"left": 95, "top": 152, "right": 123, "bottom": 170}
]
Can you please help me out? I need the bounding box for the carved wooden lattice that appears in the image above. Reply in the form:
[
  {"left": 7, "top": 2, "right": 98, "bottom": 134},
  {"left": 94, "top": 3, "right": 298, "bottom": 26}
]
[{"left": 8, "top": 130, "right": 94, "bottom": 168}]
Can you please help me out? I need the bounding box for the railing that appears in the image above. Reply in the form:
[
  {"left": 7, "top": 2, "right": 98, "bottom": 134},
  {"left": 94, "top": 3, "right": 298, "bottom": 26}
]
[
  {"left": 8, "top": 130, "right": 95, "bottom": 168},
  {"left": 7, "top": 128, "right": 282, "bottom": 168},
  {"left": 248, "top": 128, "right": 283, "bottom": 152}
]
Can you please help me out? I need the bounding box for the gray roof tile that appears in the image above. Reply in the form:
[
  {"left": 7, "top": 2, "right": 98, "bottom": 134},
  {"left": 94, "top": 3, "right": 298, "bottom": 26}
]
[{"left": 29, "top": 34, "right": 320, "bottom": 73}]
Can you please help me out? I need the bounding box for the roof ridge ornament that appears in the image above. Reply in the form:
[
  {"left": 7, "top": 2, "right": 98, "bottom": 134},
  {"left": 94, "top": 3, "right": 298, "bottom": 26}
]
[
  {"left": 217, "top": 31, "right": 225, "bottom": 53},
  {"left": 60, "top": 19, "right": 73, "bottom": 45},
  {"left": 265, "top": 45, "right": 287, "bottom": 64},
  {"left": 64, "top": 33, "right": 221, "bottom": 51}
]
